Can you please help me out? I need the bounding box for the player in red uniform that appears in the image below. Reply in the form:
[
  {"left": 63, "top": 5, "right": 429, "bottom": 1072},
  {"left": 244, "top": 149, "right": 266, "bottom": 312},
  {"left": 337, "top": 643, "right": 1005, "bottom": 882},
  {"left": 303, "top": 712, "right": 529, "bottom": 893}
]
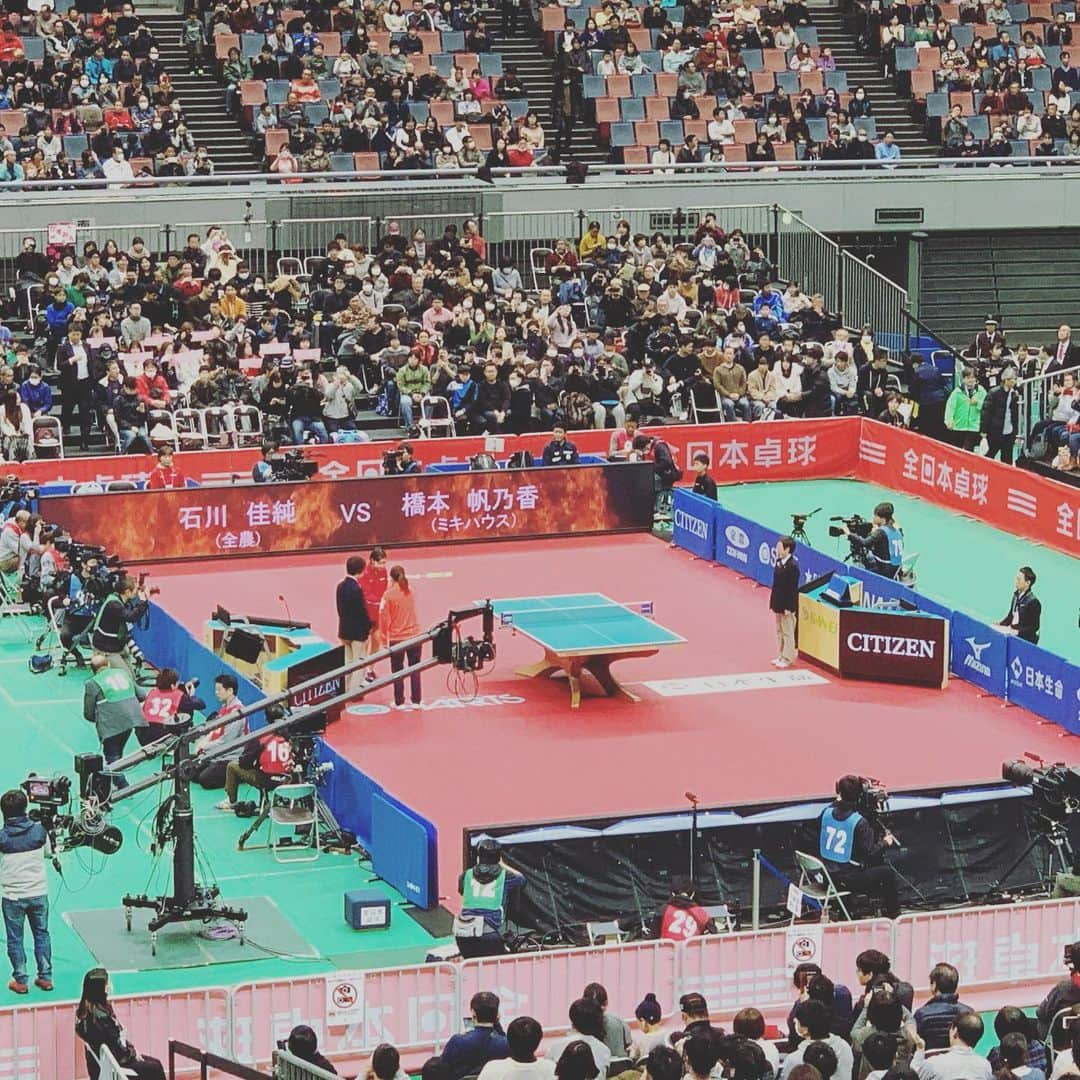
[
  {"left": 357, "top": 546, "right": 389, "bottom": 682},
  {"left": 658, "top": 877, "right": 715, "bottom": 942},
  {"left": 145, "top": 446, "right": 187, "bottom": 490}
]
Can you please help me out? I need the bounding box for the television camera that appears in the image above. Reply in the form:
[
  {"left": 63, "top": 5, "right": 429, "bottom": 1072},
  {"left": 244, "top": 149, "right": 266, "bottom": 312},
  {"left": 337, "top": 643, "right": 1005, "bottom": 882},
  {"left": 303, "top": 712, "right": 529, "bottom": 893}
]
[
  {"left": 270, "top": 448, "right": 318, "bottom": 482},
  {"left": 21, "top": 764, "right": 122, "bottom": 860},
  {"left": 0, "top": 475, "right": 37, "bottom": 517},
  {"left": 851, "top": 775, "right": 890, "bottom": 818},
  {"left": 1003, "top": 757, "right": 1080, "bottom": 821}
]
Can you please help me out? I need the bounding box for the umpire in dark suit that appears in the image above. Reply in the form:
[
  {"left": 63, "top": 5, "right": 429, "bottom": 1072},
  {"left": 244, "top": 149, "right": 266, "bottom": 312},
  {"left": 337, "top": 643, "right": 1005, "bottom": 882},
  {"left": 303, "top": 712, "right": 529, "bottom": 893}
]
[
  {"left": 999, "top": 565, "right": 1041, "bottom": 644},
  {"left": 769, "top": 535, "right": 800, "bottom": 668},
  {"left": 336, "top": 555, "right": 372, "bottom": 689}
]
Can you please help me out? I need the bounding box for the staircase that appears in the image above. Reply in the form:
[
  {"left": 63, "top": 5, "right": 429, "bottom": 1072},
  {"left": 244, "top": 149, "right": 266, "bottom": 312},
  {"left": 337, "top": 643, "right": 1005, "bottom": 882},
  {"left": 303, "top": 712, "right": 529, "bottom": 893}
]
[
  {"left": 141, "top": 12, "right": 262, "bottom": 174},
  {"left": 921, "top": 230, "right": 1080, "bottom": 342},
  {"left": 810, "top": 5, "right": 938, "bottom": 160},
  {"left": 486, "top": 10, "right": 610, "bottom": 166}
]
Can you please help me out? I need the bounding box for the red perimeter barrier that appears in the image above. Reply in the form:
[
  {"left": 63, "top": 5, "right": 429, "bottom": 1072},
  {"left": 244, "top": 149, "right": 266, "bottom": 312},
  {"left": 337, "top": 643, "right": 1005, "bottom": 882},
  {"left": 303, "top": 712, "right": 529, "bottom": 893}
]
[{"left": 14, "top": 417, "right": 1079, "bottom": 558}]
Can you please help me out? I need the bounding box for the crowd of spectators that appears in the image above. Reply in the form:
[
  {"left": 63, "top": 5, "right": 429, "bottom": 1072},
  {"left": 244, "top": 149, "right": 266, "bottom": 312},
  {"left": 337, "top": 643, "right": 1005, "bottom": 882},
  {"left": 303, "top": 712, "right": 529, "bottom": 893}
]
[
  {"left": 0, "top": 212, "right": 911, "bottom": 462},
  {"left": 282, "top": 947, "right": 1080, "bottom": 1080},
  {"left": 0, "top": 3, "right": 222, "bottom": 185}
]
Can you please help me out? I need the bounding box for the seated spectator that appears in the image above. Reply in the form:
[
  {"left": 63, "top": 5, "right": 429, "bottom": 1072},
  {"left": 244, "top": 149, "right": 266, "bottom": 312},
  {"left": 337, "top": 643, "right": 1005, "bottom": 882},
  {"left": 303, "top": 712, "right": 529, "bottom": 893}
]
[
  {"left": 917, "top": 1014, "right": 991, "bottom": 1080},
  {"left": 990, "top": 1009, "right": 1048, "bottom": 1076},
  {"left": 546, "top": 1001, "right": 612, "bottom": 1078},
  {"left": 853, "top": 988, "right": 918, "bottom": 1079},
  {"left": 670, "top": 992, "right": 723, "bottom": 1046},
  {"left": 478, "top": 1017, "right": 553, "bottom": 1080},
  {"left": 782, "top": 1001, "right": 854, "bottom": 1080},
  {"left": 441, "top": 992, "right": 508, "bottom": 1080},
  {"left": 1037, "top": 944, "right": 1080, "bottom": 1039}
]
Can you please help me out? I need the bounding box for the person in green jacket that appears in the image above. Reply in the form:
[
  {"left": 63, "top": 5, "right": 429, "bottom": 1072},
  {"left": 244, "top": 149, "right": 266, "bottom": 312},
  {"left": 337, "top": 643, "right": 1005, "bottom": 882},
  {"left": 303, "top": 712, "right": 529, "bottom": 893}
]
[
  {"left": 944, "top": 367, "right": 987, "bottom": 452},
  {"left": 396, "top": 352, "right": 432, "bottom": 433},
  {"left": 82, "top": 653, "right": 148, "bottom": 790}
]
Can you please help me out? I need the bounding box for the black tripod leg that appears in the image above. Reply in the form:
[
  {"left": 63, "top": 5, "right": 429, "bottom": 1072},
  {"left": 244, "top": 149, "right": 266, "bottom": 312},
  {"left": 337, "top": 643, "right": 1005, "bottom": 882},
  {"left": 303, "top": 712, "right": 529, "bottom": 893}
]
[
  {"left": 237, "top": 803, "right": 270, "bottom": 850},
  {"left": 988, "top": 832, "right": 1048, "bottom": 896}
]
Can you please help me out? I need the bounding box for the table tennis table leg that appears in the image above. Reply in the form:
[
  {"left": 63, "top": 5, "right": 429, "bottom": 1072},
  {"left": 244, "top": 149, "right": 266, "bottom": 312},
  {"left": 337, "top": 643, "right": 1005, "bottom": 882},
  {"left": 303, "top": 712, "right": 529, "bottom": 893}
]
[
  {"left": 585, "top": 657, "right": 642, "bottom": 704},
  {"left": 515, "top": 653, "right": 585, "bottom": 708}
]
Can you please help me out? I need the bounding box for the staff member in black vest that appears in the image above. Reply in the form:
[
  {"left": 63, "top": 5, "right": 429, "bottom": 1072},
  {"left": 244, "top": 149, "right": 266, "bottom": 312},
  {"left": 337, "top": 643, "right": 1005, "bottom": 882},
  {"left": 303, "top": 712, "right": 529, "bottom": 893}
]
[
  {"left": 769, "top": 535, "right": 800, "bottom": 668},
  {"left": 999, "top": 566, "right": 1041, "bottom": 644},
  {"left": 337, "top": 555, "right": 372, "bottom": 690},
  {"left": 691, "top": 453, "right": 717, "bottom": 499}
]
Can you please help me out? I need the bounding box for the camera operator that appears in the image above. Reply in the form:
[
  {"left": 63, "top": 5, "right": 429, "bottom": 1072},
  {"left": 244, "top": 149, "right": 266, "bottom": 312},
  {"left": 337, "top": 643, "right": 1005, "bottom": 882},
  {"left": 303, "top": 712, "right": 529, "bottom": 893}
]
[
  {"left": 139, "top": 668, "right": 205, "bottom": 747},
  {"left": 819, "top": 774, "right": 900, "bottom": 918},
  {"left": 90, "top": 574, "right": 149, "bottom": 679},
  {"left": 840, "top": 502, "right": 904, "bottom": 580},
  {"left": 216, "top": 727, "right": 294, "bottom": 812},
  {"left": 83, "top": 653, "right": 149, "bottom": 791},
  {"left": 657, "top": 876, "right": 715, "bottom": 942},
  {"left": 252, "top": 440, "right": 278, "bottom": 483},
  {"left": 383, "top": 442, "right": 422, "bottom": 475},
  {"left": 454, "top": 837, "right": 525, "bottom": 958},
  {"left": 58, "top": 553, "right": 106, "bottom": 669},
  {"left": 0, "top": 788, "right": 53, "bottom": 994}
]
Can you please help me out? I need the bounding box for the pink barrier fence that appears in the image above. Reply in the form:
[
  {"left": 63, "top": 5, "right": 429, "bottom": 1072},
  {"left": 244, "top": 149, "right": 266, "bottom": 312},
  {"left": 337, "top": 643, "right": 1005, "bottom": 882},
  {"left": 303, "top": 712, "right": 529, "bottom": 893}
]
[
  {"left": 5, "top": 900, "right": 1079, "bottom": 1079},
  {"left": 893, "top": 898, "right": 1080, "bottom": 991},
  {"left": 459, "top": 941, "right": 680, "bottom": 1037},
  {"left": 0, "top": 988, "right": 229, "bottom": 1080},
  {"left": 679, "top": 920, "right": 893, "bottom": 1017},
  {"left": 229, "top": 964, "right": 459, "bottom": 1069}
]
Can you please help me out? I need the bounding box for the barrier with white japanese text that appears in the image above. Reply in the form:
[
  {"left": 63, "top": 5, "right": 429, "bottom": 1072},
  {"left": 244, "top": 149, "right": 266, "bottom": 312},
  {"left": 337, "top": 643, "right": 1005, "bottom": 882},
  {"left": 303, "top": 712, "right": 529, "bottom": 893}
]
[
  {"left": 458, "top": 941, "right": 679, "bottom": 1035},
  {"left": 1005, "top": 635, "right": 1072, "bottom": 730},
  {"left": 678, "top": 921, "right": 893, "bottom": 1016},
  {"left": 857, "top": 421, "right": 1080, "bottom": 559}
]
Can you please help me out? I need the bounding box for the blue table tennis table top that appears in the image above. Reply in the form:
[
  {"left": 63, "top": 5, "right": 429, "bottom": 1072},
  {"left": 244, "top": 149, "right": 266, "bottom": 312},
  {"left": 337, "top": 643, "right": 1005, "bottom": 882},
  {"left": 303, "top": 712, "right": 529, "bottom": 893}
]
[{"left": 490, "top": 593, "right": 686, "bottom": 656}]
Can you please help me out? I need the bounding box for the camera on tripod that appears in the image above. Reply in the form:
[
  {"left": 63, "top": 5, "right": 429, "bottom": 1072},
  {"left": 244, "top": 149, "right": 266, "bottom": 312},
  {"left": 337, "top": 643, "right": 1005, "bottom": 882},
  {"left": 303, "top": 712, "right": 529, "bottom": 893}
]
[
  {"left": 828, "top": 514, "right": 871, "bottom": 540},
  {"left": 452, "top": 635, "right": 495, "bottom": 672},
  {"left": 270, "top": 449, "right": 318, "bottom": 482},
  {"left": 1003, "top": 758, "right": 1080, "bottom": 820},
  {"left": 281, "top": 709, "right": 334, "bottom": 783},
  {"left": 0, "top": 475, "right": 37, "bottom": 516}
]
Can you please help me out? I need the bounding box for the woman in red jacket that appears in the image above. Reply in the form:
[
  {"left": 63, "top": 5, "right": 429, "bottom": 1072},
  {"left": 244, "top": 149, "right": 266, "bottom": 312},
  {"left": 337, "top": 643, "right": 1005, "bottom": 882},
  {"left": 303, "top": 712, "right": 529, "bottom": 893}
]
[{"left": 378, "top": 564, "right": 421, "bottom": 708}]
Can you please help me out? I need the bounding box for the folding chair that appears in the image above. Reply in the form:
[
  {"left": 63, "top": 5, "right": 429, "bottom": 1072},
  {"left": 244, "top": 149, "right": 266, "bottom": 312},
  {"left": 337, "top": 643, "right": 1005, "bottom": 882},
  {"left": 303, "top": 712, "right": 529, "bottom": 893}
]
[
  {"left": 146, "top": 410, "right": 178, "bottom": 450},
  {"left": 689, "top": 383, "right": 725, "bottom": 423},
  {"left": 227, "top": 404, "right": 264, "bottom": 448},
  {"left": 269, "top": 783, "right": 320, "bottom": 863},
  {"left": 174, "top": 408, "right": 208, "bottom": 451},
  {"left": 31, "top": 417, "right": 63, "bottom": 459},
  {"left": 794, "top": 850, "right": 852, "bottom": 922},
  {"left": 418, "top": 395, "right": 456, "bottom": 438},
  {"left": 530, "top": 247, "right": 552, "bottom": 291},
  {"left": 585, "top": 920, "right": 625, "bottom": 945}
]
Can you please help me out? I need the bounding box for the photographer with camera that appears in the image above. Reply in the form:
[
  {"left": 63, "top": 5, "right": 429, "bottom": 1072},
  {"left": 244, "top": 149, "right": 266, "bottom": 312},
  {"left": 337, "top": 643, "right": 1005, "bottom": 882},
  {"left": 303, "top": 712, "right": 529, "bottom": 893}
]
[
  {"left": 838, "top": 503, "right": 904, "bottom": 580},
  {"left": 383, "top": 442, "right": 422, "bottom": 475},
  {"left": 455, "top": 837, "right": 525, "bottom": 958},
  {"left": 139, "top": 669, "right": 205, "bottom": 747},
  {"left": 83, "top": 653, "right": 149, "bottom": 791},
  {"left": 819, "top": 774, "right": 900, "bottom": 919},
  {"left": 90, "top": 574, "right": 150, "bottom": 679},
  {"left": 216, "top": 726, "right": 294, "bottom": 813},
  {"left": 0, "top": 788, "right": 53, "bottom": 995}
]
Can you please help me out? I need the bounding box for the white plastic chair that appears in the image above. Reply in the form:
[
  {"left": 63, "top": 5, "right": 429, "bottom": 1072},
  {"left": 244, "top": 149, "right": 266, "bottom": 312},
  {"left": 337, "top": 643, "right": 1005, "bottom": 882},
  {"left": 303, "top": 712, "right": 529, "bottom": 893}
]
[
  {"left": 32, "top": 416, "right": 63, "bottom": 459},
  {"left": 174, "top": 408, "right": 208, "bottom": 450},
  {"left": 585, "top": 920, "right": 625, "bottom": 945},
  {"left": 146, "top": 409, "right": 177, "bottom": 450},
  {"left": 269, "top": 783, "right": 320, "bottom": 863},
  {"left": 794, "top": 850, "right": 852, "bottom": 922},
  {"left": 226, "top": 404, "right": 263, "bottom": 448},
  {"left": 530, "top": 246, "right": 553, "bottom": 291}
]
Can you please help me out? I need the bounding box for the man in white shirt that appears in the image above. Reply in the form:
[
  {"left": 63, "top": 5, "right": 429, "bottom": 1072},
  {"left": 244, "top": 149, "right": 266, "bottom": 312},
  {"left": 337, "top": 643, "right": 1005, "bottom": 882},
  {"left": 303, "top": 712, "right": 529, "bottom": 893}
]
[
  {"left": 102, "top": 147, "right": 135, "bottom": 187},
  {"left": 544, "top": 999, "right": 611, "bottom": 1079},
  {"left": 917, "top": 1014, "right": 993, "bottom": 1080},
  {"left": 780, "top": 1001, "right": 854, "bottom": 1080},
  {"left": 479, "top": 1017, "right": 555, "bottom": 1080}
]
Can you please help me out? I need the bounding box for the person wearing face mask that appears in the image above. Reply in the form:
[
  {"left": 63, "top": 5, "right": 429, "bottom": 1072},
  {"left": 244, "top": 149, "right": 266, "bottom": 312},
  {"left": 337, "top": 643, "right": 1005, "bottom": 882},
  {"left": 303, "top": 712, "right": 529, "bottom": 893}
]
[
  {"left": 18, "top": 366, "right": 52, "bottom": 419},
  {"left": 847, "top": 127, "right": 876, "bottom": 164}
]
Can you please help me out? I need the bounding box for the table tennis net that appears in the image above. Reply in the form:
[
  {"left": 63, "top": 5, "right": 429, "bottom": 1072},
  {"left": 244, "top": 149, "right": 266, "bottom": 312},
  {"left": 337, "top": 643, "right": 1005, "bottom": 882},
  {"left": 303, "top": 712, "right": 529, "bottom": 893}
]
[{"left": 498, "top": 601, "right": 654, "bottom": 629}]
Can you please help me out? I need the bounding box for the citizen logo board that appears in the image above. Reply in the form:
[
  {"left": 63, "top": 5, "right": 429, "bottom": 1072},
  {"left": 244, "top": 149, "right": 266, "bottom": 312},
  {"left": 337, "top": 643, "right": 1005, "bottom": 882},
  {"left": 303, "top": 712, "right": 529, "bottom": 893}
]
[
  {"left": 673, "top": 509, "right": 709, "bottom": 539},
  {"left": 845, "top": 633, "right": 936, "bottom": 658}
]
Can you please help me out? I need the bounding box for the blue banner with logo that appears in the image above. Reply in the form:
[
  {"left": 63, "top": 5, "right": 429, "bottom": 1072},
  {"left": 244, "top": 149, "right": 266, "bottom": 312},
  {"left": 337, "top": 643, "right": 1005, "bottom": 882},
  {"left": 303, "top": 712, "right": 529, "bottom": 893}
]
[
  {"left": 1062, "top": 663, "right": 1080, "bottom": 736},
  {"left": 672, "top": 488, "right": 717, "bottom": 560},
  {"left": 1006, "top": 635, "right": 1069, "bottom": 725},
  {"left": 950, "top": 611, "right": 1007, "bottom": 698},
  {"left": 713, "top": 505, "right": 768, "bottom": 581}
]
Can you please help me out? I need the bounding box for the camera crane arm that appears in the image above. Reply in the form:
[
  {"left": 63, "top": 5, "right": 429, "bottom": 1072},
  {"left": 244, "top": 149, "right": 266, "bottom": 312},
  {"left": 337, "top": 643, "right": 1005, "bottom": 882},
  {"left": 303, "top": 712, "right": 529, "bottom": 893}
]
[{"left": 97, "top": 603, "right": 495, "bottom": 807}]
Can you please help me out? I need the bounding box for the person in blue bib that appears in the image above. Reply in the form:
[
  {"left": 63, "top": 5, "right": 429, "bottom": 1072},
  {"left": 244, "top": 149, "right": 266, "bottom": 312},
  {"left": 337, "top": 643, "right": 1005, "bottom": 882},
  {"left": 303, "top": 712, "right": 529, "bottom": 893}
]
[
  {"left": 840, "top": 502, "right": 904, "bottom": 580},
  {"left": 818, "top": 774, "right": 900, "bottom": 918},
  {"left": 454, "top": 837, "right": 525, "bottom": 959}
]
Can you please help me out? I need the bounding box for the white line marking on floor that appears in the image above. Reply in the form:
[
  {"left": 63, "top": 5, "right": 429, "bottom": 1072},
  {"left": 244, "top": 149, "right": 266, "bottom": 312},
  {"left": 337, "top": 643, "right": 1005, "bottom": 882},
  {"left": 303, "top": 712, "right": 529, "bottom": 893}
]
[{"left": 639, "top": 669, "right": 829, "bottom": 697}]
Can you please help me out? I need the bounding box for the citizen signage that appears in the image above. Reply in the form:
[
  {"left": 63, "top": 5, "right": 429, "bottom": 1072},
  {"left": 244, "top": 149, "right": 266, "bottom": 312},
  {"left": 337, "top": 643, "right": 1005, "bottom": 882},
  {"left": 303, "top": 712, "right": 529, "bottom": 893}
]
[{"left": 837, "top": 609, "right": 948, "bottom": 688}]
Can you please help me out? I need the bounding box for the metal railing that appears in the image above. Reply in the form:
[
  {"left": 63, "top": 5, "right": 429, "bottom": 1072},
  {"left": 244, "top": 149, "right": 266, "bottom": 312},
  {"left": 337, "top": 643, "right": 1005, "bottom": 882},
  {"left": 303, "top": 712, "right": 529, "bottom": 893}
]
[
  {"left": 842, "top": 248, "right": 909, "bottom": 353},
  {"left": 1018, "top": 363, "right": 1068, "bottom": 447},
  {"left": 170, "top": 1040, "right": 272, "bottom": 1080},
  {"left": 273, "top": 1049, "right": 344, "bottom": 1080},
  {"left": 2, "top": 155, "right": 1080, "bottom": 195}
]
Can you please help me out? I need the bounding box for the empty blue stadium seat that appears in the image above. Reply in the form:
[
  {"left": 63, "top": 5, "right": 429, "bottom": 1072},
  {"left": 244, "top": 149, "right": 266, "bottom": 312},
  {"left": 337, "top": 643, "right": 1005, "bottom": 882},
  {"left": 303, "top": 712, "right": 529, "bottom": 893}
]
[
  {"left": 63, "top": 134, "right": 88, "bottom": 156},
  {"left": 20, "top": 37, "right": 44, "bottom": 61},
  {"left": 799, "top": 26, "right": 818, "bottom": 45},
  {"left": 952, "top": 25, "right": 974, "bottom": 47},
  {"left": 583, "top": 75, "right": 605, "bottom": 99},
  {"left": 632, "top": 74, "right": 655, "bottom": 96},
  {"left": 441, "top": 30, "right": 465, "bottom": 51},
  {"left": 242, "top": 32, "right": 262, "bottom": 57},
  {"left": 967, "top": 114, "right": 990, "bottom": 139},
  {"left": 1009, "top": 138, "right": 1030, "bottom": 156},
  {"left": 331, "top": 153, "right": 354, "bottom": 172},
  {"left": 479, "top": 53, "right": 503, "bottom": 76},
  {"left": 741, "top": 49, "right": 763, "bottom": 71},
  {"left": 774, "top": 71, "right": 799, "bottom": 93},
  {"left": 304, "top": 102, "right": 329, "bottom": 122},
  {"left": 925, "top": 92, "right": 949, "bottom": 117},
  {"left": 895, "top": 47, "right": 918, "bottom": 71},
  {"left": 507, "top": 99, "right": 529, "bottom": 118},
  {"left": 640, "top": 50, "right": 662, "bottom": 71},
  {"left": 621, "top": 97, "right": 645, "bottom": 120},
  {"left": 1030, "top": 67, "right": 1051, "bottom": 91},
  {"left": 1044, "top": 45, "right": 1062, "bottom": 67},
  {"left": 807, "top": 118, "right": 828, "bottom": 141},
  {"left": 431, "top": 53, "right": 453, "bottom": 77},
  {"left": 266, "top": 80, "right": 290, "bottom": 105},
  {"left": 825, "top": 70, "right": 848, "bottom": 91},
  {"left": 660, "top": 119, "right": 684, "bottom": 143},
  {"left": 610, "top": 122, "right": 635, "bottom": 146}
]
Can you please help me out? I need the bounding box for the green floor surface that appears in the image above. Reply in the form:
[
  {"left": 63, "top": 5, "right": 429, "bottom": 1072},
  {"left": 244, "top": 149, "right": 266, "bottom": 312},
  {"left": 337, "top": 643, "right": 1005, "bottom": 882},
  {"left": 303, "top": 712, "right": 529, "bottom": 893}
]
[
  {"left": 717, "top": 479, "right": 1077, "bottom": 657},
  {"left": 0, "top": 617, "right": 446, "bottom": 1003}
]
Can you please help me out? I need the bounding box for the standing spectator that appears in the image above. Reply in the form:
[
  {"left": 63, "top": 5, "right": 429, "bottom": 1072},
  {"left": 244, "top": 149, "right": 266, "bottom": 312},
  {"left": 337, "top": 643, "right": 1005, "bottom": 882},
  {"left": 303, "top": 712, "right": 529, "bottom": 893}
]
[
  {"left": 769, "top": 535, "right": 799, "bottom": 668},
  {"left": 733, "top": 1010, "right": 782, "bottom": 1074},
  {"left": 56, "top": 325, "right": 94, "bottom": 450},
  {"left": 998, "top": 566, "right": 1041, "bottom": 645},
  {"left": 76, "top": 967, "right": 166, "bottom": 1080},
  {"left": 441, "top": 992, "right": 509, "bottom": 1080},
  {"left": 180, "top": 11, "right": 208, "bottom": 75},
  {"left": 909, "top": 355, "right": 948, "bottom": 440},
  {"left": 944, "top": 369, "right": 986, "bottom": 451},
  {"left": 916, "top": 1014, "right": 991, "bottom": 1080},
  {"left": 0, "top": 788, "right": 52, "bottom": 995},
  {"left": 992, "top": 1009, "right": 1048, "bottom": 1074},
  {"left": 336, "top": 555, "right": 372, "bottom": 689},
  {"left": 379, "top": 565, "right": 422, "bottom": 708},
  {"left": 980, "top": 366, "right": 1020, "bottom": 463}
]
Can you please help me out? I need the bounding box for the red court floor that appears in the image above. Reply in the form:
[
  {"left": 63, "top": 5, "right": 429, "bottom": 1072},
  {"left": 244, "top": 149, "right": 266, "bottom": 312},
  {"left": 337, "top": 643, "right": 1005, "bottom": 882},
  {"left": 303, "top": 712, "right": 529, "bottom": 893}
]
[{"left": 148, "top": 535, "right": 1075, "bottom": 905}]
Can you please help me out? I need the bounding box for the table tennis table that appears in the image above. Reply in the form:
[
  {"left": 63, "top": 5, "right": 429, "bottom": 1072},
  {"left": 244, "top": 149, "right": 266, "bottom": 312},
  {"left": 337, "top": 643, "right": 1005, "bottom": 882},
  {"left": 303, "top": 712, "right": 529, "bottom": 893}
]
[{"left": 491, "top": 593, "right": 685, "bottom": 709}]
